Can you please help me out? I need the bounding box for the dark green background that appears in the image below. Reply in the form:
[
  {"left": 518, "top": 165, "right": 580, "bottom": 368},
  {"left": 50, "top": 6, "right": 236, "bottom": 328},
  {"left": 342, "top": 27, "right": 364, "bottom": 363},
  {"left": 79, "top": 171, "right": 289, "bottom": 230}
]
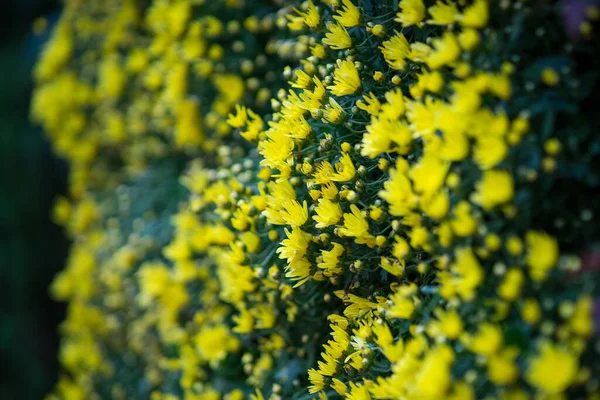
[{"left": 0, "top": 1, "right": 67, "bottom": 398}]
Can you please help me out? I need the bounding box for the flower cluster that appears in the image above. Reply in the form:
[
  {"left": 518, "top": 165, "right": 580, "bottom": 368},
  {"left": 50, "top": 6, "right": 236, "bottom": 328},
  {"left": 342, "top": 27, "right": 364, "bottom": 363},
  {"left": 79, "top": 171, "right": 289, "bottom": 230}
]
[{"left": 34, "top": 1, "right": 600, "bottom": 400}]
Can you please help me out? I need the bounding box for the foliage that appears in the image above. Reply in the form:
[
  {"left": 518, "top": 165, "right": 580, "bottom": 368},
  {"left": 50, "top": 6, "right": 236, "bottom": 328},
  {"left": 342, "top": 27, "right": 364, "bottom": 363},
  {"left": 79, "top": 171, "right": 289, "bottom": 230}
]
[{"left": 32, "top": 0, "right": 600, "bottom": 399}]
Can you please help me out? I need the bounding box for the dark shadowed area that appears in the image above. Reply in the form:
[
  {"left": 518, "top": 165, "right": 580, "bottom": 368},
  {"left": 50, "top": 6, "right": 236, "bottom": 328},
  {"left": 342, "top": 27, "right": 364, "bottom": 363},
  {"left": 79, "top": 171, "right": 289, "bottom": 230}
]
[{"left": 0, "top": 1, "right": 67, "bottom": 399}]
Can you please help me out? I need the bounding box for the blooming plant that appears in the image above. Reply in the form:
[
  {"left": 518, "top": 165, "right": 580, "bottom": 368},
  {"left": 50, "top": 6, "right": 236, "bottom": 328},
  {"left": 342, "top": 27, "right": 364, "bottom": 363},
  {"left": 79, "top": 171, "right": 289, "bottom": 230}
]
[{"left": 33, "top": 0, "right": 600, "bottom": 399}]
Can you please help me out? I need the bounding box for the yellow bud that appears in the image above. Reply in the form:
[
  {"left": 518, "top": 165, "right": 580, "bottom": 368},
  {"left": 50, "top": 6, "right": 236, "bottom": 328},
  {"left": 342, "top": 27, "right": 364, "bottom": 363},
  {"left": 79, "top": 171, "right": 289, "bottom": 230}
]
[
  {"left": 541, "top": 67, "right": 560, "bottom": 86},
  {"left": 542, "top": 157, "right": 557, "bottom": 173},
  {"left": 446, "top": 172, "right": 460, "bottom": 188},
  {"left": 521, "top": 299, "right": 541, "bottom": 324},
  {"left": 544, "top": 138, "right": 561, "bottom": 155},
  {"left": 501, "top": 62, "right": 515, "bottom": 75},
  {"left": 506, "top": 236, "right": 523, "bottom": 256},
  {"left": 378, "top": 158, "right": 389, "bottom": 171},
  {"left": 507, "top": 132, "right": 522, "bottom": 146},
  {"left": 580, "top": 21, "right": 593, "bottom": 37},
  {"left": 347, "top": 190, "right": 359, "bottom": 203},
  {"left": 268, "top": 230, "right": 279, "bottom": 241},
  {"left": 485, "top": 234, "right": 501, "bottom": 251},
  {"left": 371, "top": 24, "right": 385, "bottom": 37}
]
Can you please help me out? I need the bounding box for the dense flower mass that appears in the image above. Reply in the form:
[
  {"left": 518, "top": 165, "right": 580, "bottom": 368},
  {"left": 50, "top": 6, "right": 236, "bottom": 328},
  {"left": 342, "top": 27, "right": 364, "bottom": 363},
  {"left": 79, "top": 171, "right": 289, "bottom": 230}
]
[{"left": 33, "top": 0, "right": 600, "bottom": 399}]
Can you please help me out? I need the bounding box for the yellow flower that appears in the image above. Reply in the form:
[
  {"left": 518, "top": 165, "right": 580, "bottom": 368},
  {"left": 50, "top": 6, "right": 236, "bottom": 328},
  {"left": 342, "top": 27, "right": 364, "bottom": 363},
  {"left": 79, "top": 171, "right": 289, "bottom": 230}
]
[
  {"left": 380, "top": 257, "right": 405, "bottom": 276},
  {"left": 311, "top": 43, "right": 327, "bottom": 59},
  {"left": 138, "top": 261, "right": 171, "bottom": 299},
  {"left": 232, "top": 308, "right": 254, "bottom": 333},
  {"left": 280, "top": 199, "right": 309, "bottom": 227},
  {"left": 450, "top": 201, "right": 477, "bottom": 237},
  {"left": 474, "top": 136, "right": 508, "bottom": 169},
  {"left": 409, "top": 41, "right": 433, "bottom": 62},
  {"left": 373, "top": 323, "right": 404, "bottom": 363},
  {"left": 323, "top": 23, "right": 352, "bottom": 50},
  {"left": 98, "top": 57, "right": 126, "bottom": 100},
  {"left": 459, "top": 28, "right": 480, "bottom": 50},
  {"left": 313, "top": 161, "right": 336, "bottom": 185},
  {"left": 451, "top": 247, "right": 484, "bottom": 301},
  {"left": 427, "top": 1, "right": 458, "bottom": 25},
  {"left": 323, "top": 97, "right": 345, "bottom": 123},
  {"left": 126, "top": 48, "right": 149, "bottom": 73},
  {"left": 287, "top": 14, "right": 305, "bottom": 31},
  {"left": 428, "top": 308, "right": 463, "bottom": 339},
  {"left": 308, "top": 369, "right": 326, "bottom": 393},
  {"left": 521, "top": 298, "right": 541, "bottom": 324},
  {"left": 322, "top": 182, "right": 339, "bottom": 199},
  {"left": 488, "top": 347, "right": 519, "bottom": 385},
  {"left": 258, "top": 128, "right": 294, "bottom": 173},
  {"left": 263, "top": 180, "right": 297, "bottom": 222},
  {"left": 277, "top": 227, "right": 311, "bottom": 262},
  {"left": 331, "top": 153, "right": 356, "bottom": 181},
  {"left": 175, "top": 99, "right": 204, "bottom": 148},
  {"left": 356, "top": 92, "right": 381, "bottom": 115},
  {"left": 285, "top": 257, "right": 313, "bottom": 287},
  {"left": 421, "top": 190, "right": 450, "bottom": 220},
  {"left": 227, "top": 105, "right": 248, "bottom": 128},
  {"left": 447, "top": 382, "right": 475, "bottom": 400},
  {"left": 240, "top": 109, "right": 264, "bottom": 142},
  {"left": 525, "top": 231, "right": 559, "bottom": 281},
  {"left": 195, "top": 325, "right": 240, "bottom": 366},
  {"left": 288, "top": 1, "right": 320, "bottom": 29},
  {"left": 334, "top": 0, "right": 360, "bottom": 27},
  {"left": 526, "top": 342, "right": 578, "bottom": 394},
  {"left": 331, "top": 378, "right": 347, "bottom": 396},
  {"left": 387, "top": 285, "right": 416, "bottom": 319},
  {"left": 313, "top": 198, "right": 343, "bottom": 228},
  {"left": 318, "top": 351, "right": 338, "bottom": 376},
  {"left": 380, "top": 32, "right": 410, "bottom": 70},
  {"left": 339, "top": 205, "right": 374, "bottom": 245},
  {"left": 379, "top": 160, "right": 419, "bottom": 217},
  {"left": 380, "top": 88, "right": 406, "bottom": 119},
  {"left": 569, "top": 296, "right": 593, "bottom": 337},
  {"left": 497, "top": 268, "right": 524, "bottom": 301},
  {"left": 392, "top": 235, "right": 411, "bottom": 260},
  {"left": 410, "top": 153, "right": 449, "bottom": 196},
  {"left": 460, "top": 0, "right": 489, "bottom": 29},
  {"left": 290, "top": 69, "right": 312, "bottom": 89},
  {"left": 361, "top": 117, "right": 411, "bottom": 158},
  {"left": 410, "top": 226, "right": 431, "bottom": 250},
  {"left": 395, "top": 0, "right": 426, "bottom": 27},
  {"left": 410, "top": 70, "right": 444, "bottom": 98},
  {"left": 34, "top": 22, "right": 72, "bottom": 81},
  {"left": 318, "top": 243, "right": 345, "bottom": 276},
  {"left": 328, "top": 59, "right": 361, "bottom": 96},
  {"left": 464, "top": 323, "right": 502, "bottom": 356},
  {"left": 303, "top": 1, "right": 321, "bottom": 28},
  {"left": 426, "top": 32, "right": 461, "bottom": 69},
  {"left": 414, "top": 344, "right": 454, "bottom": 399},
  {"left": 473, "top": 169, "right": 514, "bottom": 209},
  {"left": 346, "top": 381, "right": 372, "bottom": 400}
]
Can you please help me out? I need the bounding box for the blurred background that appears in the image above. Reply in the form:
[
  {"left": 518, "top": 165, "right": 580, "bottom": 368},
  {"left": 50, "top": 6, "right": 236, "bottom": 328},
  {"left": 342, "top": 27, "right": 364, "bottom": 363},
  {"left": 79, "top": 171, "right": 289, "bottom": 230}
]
[{"left": 0, "top": 0, "right": 68, "bottom": 398}]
